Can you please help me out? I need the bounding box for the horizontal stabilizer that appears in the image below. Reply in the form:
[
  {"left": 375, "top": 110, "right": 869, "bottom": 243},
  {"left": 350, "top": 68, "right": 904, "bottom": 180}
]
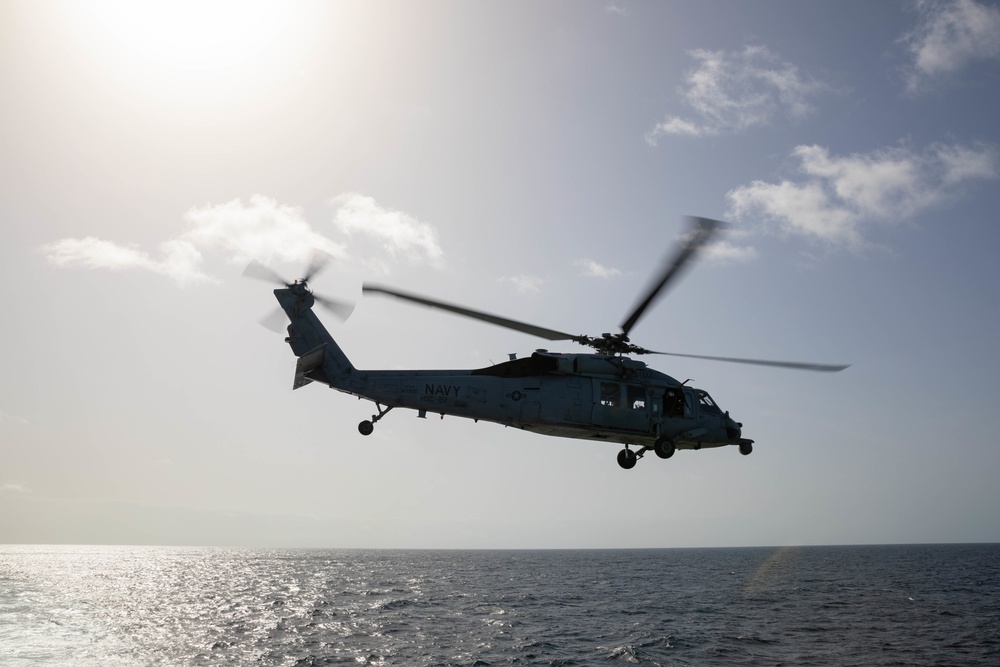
[{"left": 293, "top": 345, "right": 327, "bottom": 390}]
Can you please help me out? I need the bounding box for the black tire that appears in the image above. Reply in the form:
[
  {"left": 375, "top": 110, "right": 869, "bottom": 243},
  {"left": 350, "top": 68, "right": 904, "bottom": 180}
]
[
  {"left": 654, "top": 437, "right": 675, "bottom": 459},
  {"left": 358, "top": 420, "right": 374, "bottom": 436},
  {"left": 617, "top": 448, "right": 637, "bottom": 470},
  {"left": 739, "top": 442, "right": 753, "bottom": 455}
]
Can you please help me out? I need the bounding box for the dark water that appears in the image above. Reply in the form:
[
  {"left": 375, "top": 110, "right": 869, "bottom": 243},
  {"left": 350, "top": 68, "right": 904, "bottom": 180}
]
[{"left": 1, "top": 544, "right": 998, "bottom": 666}]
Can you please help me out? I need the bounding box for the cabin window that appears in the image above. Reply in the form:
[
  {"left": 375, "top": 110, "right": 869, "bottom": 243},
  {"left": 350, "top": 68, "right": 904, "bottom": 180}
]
[
  {"left": 600, "top": 382, "right": 621, "bottom": 407},
  {"left": 664, "top": 388, "right": 684, "bottom": 417},
  {"left": 626, "top": 384, "right": 646, "bottom": 410}
]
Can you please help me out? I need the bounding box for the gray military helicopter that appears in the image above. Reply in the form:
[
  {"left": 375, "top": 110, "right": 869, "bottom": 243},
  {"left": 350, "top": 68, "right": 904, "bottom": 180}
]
[{"left": 245, "top": 217, "right": 847, "bottom": 469}]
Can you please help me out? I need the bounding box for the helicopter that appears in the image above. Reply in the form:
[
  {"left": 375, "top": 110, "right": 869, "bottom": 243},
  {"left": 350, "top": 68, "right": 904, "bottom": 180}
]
[{"left": 245, "top": 216, "right": 847, "bottom": 469}]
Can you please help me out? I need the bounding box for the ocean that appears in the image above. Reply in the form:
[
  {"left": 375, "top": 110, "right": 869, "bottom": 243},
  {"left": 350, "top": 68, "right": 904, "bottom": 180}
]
[{"left": 1, "top": 544, "right": 998, "bottom": 666}]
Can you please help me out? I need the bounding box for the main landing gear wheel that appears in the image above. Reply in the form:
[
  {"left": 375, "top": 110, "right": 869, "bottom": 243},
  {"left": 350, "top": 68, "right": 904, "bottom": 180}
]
[
  {"left": 739, "top": 440, "right": 753, "bottom": 455},
  {"left": 617, "top": 448, "right": 637, "bottom": 470},
  {"left": 654, "top": 437, "right": 675, "bottom": 459}
]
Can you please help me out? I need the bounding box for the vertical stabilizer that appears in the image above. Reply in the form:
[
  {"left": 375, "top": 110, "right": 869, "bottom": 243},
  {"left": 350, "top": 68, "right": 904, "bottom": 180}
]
[{"left": 274, "top": 286, "right": 354, "bottom": 386}]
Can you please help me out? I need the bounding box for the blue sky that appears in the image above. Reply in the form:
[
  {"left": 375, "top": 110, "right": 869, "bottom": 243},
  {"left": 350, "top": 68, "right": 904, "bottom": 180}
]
[{"left": 2, "top": 0, "right": 999, "bottom": 547}]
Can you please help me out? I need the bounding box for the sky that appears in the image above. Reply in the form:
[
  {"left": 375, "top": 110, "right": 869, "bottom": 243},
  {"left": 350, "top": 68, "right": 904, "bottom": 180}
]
[{"left": 2, "top": 0, "right": 999, "bottom": 549}]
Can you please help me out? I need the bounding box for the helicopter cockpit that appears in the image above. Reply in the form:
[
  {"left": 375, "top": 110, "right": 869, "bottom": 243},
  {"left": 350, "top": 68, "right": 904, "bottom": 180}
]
[
  {"left": 696, "top": 389, "right": 722, "bottom": 416},
  {"left": 662, "top": 387, "right": 724, "bottom": 419}
]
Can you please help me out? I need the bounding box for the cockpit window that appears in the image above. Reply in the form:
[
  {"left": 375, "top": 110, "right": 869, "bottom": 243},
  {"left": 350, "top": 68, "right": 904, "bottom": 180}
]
[{"left": 697, "top": 390, "right": 722, "bottom": 415}]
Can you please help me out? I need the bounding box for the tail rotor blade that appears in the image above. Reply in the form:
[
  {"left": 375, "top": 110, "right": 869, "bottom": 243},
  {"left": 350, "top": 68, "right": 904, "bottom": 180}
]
[
  {"left": 302, "top": 249, "right": 333, "bottom": 284},
  {"left": 258, "top": 307, "right": 288, "bottom": 333},
  {"left": 314, "top": 293, "right": 355, "bottom": 322},
  {"left": 243, "top": 260, "right": 289, "bottom": 286},
  {"left": 245, "top": 251, "right": 351, "bottom": 328}
]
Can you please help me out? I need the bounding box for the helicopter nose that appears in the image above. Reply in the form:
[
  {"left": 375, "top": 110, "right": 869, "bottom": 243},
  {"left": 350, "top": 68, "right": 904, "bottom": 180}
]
[{"left": 724, "top": 413, "right": 741, "bottom": 441}]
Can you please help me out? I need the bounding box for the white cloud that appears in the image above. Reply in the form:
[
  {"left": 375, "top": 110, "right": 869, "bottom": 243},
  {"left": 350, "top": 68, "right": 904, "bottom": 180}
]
[
  {"left": 41, "top": 236, "right": 212, "bottom": 285},
  {"left": 605, "top": 4, "right": 627, "bottom": 16},
  {"left": 902, "top": 0, "right": 1000, "bottom": 93},
  {"left": 937, "top": 143, "right": 1000, "bottom": 183},
  {"left": 645, "top": 117, "right": 706, "bottom": 140},
  {"left": 2, "top": 481, "right": 30, "bottom": 493},
  {"left": 576, "top": 258, "right": 621, "bottom": 279},
  {"left": 331, "top": 193, "right": 443, "bottom": 269},
  {"left": 41, "top": 193, "right": 442, "bottom": 284},
  {"left": 0, "top": 410, "right": 29, "bottom": 426},
  {"left": 499, "top": 275, "right": 544, "bottom": 293},
  {"left": 183, "top": 194, "right": 344, "bottom": 266},
  {"left": 726, "top": 142, "right": 998, "bottom": 248},
  {"left": 701, "top": 240, "right": 759, "bottom": 263},
  {"left": 646, "top": 45, "right": 827, "bottom": 144}
]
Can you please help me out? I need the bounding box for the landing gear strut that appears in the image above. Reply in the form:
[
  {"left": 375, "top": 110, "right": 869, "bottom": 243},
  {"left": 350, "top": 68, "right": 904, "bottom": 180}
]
[{"left": 358, "top": 403, "right": 393, "bottom": 436}]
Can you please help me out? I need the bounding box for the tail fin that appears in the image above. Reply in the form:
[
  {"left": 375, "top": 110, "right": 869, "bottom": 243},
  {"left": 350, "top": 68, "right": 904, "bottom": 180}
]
[{"left": 275, "top": 287, "right": 354, "bottom": 388}]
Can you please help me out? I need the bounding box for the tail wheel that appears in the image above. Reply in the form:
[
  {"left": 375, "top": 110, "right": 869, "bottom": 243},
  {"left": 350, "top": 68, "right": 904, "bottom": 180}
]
[
  {"left": 358, "top": 420, "right": 374, "bottom": 436},
  {"left": 739, "top": 440, "right": 753, "bottom": 455},
  {"left": 617, "top": 448, "right": 637, "bottom": 470}
]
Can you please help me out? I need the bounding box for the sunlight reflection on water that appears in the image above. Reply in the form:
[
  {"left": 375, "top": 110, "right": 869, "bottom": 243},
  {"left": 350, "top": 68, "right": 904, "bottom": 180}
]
[{"left": 1, "top": 544, "right": 998, "bottom": 666}]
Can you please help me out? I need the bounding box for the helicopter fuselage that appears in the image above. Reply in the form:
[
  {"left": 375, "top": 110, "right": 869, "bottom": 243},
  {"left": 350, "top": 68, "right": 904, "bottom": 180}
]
[
  {"left": 278, "top": 286, "right": 748, "bottom": 459},
  {"left": 253, "top": 216, "right": 848, "bottom": 468}
]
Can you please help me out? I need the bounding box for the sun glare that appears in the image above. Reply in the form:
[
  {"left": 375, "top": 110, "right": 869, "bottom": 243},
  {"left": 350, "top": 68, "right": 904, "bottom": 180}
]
[
  {"left": 55, "top": 0, "right": 325, "bottom": 108},
  {"left": 82, "top": 0, "right": 297, "bottom": 72}
]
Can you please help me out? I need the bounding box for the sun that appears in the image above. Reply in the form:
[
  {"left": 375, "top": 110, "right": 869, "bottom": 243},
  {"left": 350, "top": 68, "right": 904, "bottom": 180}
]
[
  {"left": 81, "top": 0, "right": 297, "bottom": 73},
  {"left": 59, "top": 0, "right": 320, "bottom": 107}
]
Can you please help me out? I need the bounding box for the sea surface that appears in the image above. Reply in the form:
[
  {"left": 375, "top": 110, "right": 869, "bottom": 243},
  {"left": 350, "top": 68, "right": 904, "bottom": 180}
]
[{"left": 1, "top": 544, "right": 998, "bottom": 666}]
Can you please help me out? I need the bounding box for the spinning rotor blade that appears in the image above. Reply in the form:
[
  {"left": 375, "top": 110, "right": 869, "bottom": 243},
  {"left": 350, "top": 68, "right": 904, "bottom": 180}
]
[
  {"left": 243, "top": 252, "right": 354, "bottom": 331},
  {"left": 313, "top": 293, "right": 355, "bottom": 321},
  {"left": 243, "top": 259, "right": 289, "bottom": 286},
  {"left": 363, "top": 284, "right": 581, "bottom": 342},
  {"left": 255, "top": 294, "right": 354, "bottom": 333},
  {"left": 243, "top": 249, "right": 335, "bottom": 286},
  {"left": 620, "top": 216, "right": 724, "bottom": 337},
  {"left": 647, "top": 350, "right": 849, "bottom": 372},
  {"left": 302, "top": 249, "right": 333, "bottom": 284},
  {"left": 259, "top": 307, "right": 289, "bottom": 333}
]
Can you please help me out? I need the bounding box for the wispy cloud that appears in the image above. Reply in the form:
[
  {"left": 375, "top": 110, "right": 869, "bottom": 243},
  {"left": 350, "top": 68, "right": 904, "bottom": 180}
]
[
  {"left": 0, "top": 410, "right": 29, "bottom": 426},
  {"left": 646, "top": 45, "right": 827, "bottom": 144},
  {"left": 1, "top": 481, "right": 30, "bottom": 494},
  {"left": 701, "top": 240, "right": 758, "bottom": 263},
  {"left": 183, "top": 195, "right": 345, "bottom": 266},
  {"left": 331, "top": 193, "right": 443, "bottom": 269},
  {"left": 499, "top": 275, "right": 544, "bottom": 293},
  {"left": 42, "top": 237, "right": 212, "bottom": 285},
  {"left": 576, "top": 258, "right": 621, "bottom": 279},
  {"left": 605, "top": 3, "right": 628, "bottom": 16},
  {"left": 901, "top": 0, "right": 1000, "bottom": 93},
  {"left": 726, "top": 142, "right": 998, "bottom": 249},
  {"left": 41, "top": 194, "right": 442, "bottom": 284}
]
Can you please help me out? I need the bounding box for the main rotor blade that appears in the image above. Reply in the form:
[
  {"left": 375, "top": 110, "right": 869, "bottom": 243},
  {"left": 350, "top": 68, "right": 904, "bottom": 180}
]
[
  {"left": 620, "top": 216, "right": 724, "bottom": 336},
  {"left": 648, "top": 350, "right": 849, "bottom": 372},
  {"left": 243, "top": 259, "right": 289, "bottom": 286},
  {"left": 363, "top": 284, "right": 580, "bottom": 342}
]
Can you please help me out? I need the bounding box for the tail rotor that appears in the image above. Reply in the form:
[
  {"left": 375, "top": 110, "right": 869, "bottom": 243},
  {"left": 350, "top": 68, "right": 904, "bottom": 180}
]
[{"left": 242, "top": 249, "right": 355, "bottom": 331}]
